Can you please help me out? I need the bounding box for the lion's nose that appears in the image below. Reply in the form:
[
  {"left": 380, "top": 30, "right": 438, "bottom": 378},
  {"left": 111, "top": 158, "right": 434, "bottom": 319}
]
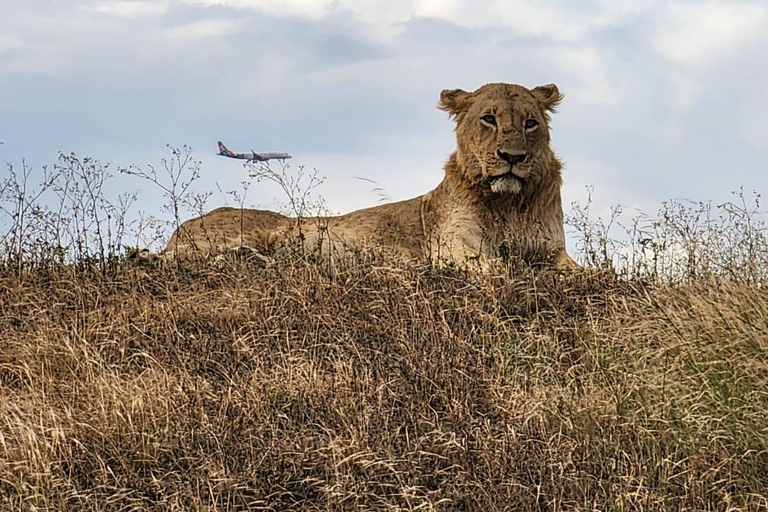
[{"left": 497, "top": 149, "right": 527, "bottom": 166}]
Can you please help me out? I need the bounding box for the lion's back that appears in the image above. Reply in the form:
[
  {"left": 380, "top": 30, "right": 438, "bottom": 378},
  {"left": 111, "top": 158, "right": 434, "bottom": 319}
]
[
  {"left": 324, "top": 196, "right": 426, "bottom": 258},
  {"left": 163, "top": 207, "right": 291, "bottom": 259}
]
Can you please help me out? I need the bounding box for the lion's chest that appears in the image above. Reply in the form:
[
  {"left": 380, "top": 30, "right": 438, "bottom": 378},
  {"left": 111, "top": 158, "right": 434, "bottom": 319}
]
[{"left": 481, "top": 211, "right": 562, "bottom": 261}]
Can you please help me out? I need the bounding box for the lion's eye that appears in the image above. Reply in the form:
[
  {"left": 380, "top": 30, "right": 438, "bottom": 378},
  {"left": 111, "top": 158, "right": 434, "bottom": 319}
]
[
  {"left": 481, "top": 115, "right": 496, "bottom": 125},
  {"left": 524, "top": 119, "right": 539, "bottom": 131}
]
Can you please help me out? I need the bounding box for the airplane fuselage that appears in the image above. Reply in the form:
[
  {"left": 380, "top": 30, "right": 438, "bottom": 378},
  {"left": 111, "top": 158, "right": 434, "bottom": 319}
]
[{"left": 217, "top": 141, "right": 292, "bottom": 162}]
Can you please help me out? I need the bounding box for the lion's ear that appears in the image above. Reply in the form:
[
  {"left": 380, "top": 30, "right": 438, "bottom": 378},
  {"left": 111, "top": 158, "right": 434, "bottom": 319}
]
[
  {"left": 531, "top": 83, "right": 563, "bottom": 112},
  {"left": 439, "top": 88, "right": 472, "bottom": 118}
]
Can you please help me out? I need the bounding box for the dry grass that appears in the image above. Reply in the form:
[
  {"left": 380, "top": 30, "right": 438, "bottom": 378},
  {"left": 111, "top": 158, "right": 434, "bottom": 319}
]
[{"left": 1, "top": 256, "right": 767, "bottom": 511}]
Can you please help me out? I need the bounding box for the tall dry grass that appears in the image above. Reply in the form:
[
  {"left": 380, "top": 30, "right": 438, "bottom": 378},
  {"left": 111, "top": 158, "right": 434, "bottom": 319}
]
[{"left": 1, "top": 150, "right": 767, "bottom": 510}]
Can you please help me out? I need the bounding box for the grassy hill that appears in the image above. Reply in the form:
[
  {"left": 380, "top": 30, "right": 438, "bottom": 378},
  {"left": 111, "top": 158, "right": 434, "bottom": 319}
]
[{"left": 1, "top": 258, "right": 766, "bottom": 510}]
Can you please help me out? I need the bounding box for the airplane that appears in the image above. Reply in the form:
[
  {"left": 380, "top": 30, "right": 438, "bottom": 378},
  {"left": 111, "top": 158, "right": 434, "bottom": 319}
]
[{"left": 217, "top": 140, "right": 292, "bottom": 162}]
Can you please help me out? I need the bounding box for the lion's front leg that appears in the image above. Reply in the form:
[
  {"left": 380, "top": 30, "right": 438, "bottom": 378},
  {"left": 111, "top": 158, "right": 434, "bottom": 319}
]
[
  {"left": 428, "top": 223, "right": 492, "bottom": 269},
  {"left": 554, "top": 250, "right": 580, "bottom": 270}
]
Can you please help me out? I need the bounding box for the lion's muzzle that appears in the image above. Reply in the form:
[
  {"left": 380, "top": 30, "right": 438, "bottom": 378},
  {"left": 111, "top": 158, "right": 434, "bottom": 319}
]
[
  {"left": 484, "top": 164, "right": 527, "bottom": 194},
  {"left": 496, "top": 148, "right": 527, "bottom": 166}
]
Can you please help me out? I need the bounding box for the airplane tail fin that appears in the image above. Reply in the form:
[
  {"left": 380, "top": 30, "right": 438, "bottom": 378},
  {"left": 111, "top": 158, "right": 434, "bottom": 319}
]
[{"left": 217, "top": 140, "right": 236, "bottom": 157}]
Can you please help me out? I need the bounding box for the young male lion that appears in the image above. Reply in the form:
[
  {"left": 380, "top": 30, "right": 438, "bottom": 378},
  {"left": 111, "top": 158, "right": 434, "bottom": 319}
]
[{"left": 163, "top": 82, "right": 579, "bottom": 269}]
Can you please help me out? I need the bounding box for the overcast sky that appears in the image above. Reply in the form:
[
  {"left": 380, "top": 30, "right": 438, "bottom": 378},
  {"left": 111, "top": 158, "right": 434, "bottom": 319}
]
[{"left": 1, "top": 0, "right": 767, "bottom": 236}]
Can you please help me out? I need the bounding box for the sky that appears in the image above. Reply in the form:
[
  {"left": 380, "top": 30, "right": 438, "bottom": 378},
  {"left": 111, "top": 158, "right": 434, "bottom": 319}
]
[{"left": 1, "top": 0, "right": 767, "bottom": 245}]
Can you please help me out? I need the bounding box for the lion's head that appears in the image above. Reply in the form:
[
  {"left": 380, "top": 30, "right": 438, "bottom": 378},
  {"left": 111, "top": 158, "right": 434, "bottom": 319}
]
[{"left": 439, "top": 82, "right": 563, "bottom": 196}]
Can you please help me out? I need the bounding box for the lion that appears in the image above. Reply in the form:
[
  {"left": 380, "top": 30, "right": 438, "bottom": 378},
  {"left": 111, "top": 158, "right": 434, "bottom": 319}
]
[{"left": 162, "top": 82, "right": 579, "bottom": 270}]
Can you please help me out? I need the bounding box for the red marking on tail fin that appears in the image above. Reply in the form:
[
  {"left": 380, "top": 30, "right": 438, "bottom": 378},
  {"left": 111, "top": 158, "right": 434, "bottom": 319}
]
[{"left": 217, "top": 141, "right": 236, "bottom": 157}]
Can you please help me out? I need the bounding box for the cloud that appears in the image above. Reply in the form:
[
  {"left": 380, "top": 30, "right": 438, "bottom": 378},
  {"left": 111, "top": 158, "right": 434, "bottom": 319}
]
[
  {"left": 416, "top": 1, "right": 612, "bottom": 42},
  {"left": 183, "top": 0, "right": 333, "bottom": 20},
  {"left": 653, "top": 2, "right": 768, "bottom": 69},
  {"left": 548, "top": 46, "right": 619, "bottom": 105},
  {"left": 163, "top": 18, "right": 247, "bottom": 40},
  {"left": 180, "top": 0, "right": 649, "bottom": 43},
  {"left": 0, "top": 35, "right": 25, "bottom": 52},
  {"left": 89, "top": 1, "right": 170, "bottom": 18}
]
